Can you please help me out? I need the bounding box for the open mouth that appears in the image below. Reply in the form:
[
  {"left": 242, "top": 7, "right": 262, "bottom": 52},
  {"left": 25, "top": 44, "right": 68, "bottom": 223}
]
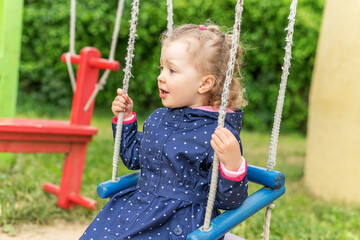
[{"left": 159, "top": 88, "right": 169, "bottom": 98}]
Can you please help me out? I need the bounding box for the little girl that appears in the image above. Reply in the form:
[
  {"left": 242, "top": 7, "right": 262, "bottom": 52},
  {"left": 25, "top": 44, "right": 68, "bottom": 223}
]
[{"left": 80, "top": 23, "right": 248, "bottom": 240}]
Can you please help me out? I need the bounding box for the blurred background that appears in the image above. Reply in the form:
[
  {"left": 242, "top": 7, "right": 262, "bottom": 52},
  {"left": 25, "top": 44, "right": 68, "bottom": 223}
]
[
  {"left": 1, "top": 0, "right": 360, "bottom": 239},
  {"left": 16, "top": 0, "right": 322, "bottom": 133}
]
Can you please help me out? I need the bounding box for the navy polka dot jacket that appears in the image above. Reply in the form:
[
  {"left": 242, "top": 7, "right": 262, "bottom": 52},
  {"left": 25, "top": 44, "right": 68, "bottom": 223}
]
[{"left": 80, "top": 107, "right": 248, "bottom": 240}]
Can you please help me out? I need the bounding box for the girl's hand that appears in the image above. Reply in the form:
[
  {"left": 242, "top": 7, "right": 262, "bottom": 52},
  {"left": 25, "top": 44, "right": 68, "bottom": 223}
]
[
  {"left": 111, "top": 88, "right": 134, "bottom": 119},
  {"left": 210, "top": 127, "right": 243, "bottom": 171}
]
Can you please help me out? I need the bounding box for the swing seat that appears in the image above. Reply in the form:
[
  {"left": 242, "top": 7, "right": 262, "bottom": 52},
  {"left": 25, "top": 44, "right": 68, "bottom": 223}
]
[
  {"left": 0, "top": 117, "right": 98, "bottom": 209},
  {"left": 0, "top": 47, "right": 120, "bottom": 210},
  {"left": 97, "top": 165, "right": 285, "bottom": 240},
  {"left": 0, "top": 118, "right": 97, "bottom": 153}
]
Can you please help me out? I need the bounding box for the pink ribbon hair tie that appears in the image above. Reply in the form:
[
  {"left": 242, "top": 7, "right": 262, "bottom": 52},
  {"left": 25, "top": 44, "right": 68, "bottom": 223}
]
[{"left": 199, "top": 25, "right": 206, "bottom": 30}]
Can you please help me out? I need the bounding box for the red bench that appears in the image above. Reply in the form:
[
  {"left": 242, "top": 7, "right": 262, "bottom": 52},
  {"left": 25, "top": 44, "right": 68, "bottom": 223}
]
[{"left": 0, "top": 47, "right": 120, "bottom": 209}]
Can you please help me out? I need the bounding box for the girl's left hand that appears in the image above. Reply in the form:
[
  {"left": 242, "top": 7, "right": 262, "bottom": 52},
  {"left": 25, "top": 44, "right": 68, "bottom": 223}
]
[{"left": 210, "top": 127, "right": 242, "bottom": 171}]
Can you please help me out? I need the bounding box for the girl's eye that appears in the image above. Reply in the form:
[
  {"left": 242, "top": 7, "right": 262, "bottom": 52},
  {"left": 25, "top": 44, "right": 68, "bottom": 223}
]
[
  {"left": 170, "top": 69, "right": 176, "bottom": 74},
  {"left": 158, "top": 65, "right": 163, "bottom": 71}
]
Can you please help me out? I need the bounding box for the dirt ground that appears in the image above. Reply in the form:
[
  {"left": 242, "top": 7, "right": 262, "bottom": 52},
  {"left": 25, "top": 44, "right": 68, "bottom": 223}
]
[
  {"left": 0, "top": 221, "right": 88, "bottom": 240},
  {"left": 0, "top": 222, "right": 246, "bottom": 240}
]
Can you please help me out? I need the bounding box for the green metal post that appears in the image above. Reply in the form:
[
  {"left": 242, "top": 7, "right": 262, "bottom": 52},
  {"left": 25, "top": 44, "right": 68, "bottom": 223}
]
[
  {"left": 0, "top": 0, "right": 24, "bottom": 117},
  {"left": 0, "top": 0, "right": 23, "bottom": 163}
]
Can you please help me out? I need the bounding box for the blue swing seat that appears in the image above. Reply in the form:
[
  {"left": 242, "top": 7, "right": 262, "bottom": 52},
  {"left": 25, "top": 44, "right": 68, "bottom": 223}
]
[{"left": 97, "top": 165, "right": 285, "bottom": 240}]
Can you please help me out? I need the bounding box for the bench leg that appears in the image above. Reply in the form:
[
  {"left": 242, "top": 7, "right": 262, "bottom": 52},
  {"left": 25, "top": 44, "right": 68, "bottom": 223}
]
[{"left": 43, "top": 142, "right": 97, "bottom": 210}]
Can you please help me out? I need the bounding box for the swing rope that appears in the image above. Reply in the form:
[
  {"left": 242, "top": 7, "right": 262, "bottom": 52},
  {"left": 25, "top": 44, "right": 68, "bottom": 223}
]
[
  {"left": 111, "top": 0, "right": 173, "bottom": 182},
  {"left": 203, "top": 0, "right": 245, "bottom": 231},
  {"left": 64, "top": 0, "right": 125, "bottom": 106},
  {"left": 267, "top": 0, "right": 298, "bottom": 172},
  {"left": 66, "top": 0, "right": 77, "bottom": 92},
  {"left": 106, "top": 0, "right": 297, "bottom": 236},
  {"left": 166, "top": 0, "right": 174, "bottom": 36},
  {"left": 262, "top": 1, "right": 297, "bottom": 239},
  {"left": 262, "top": 203, "right": 275, "bottom": 240},
  {"left": 112, "top": 0, "right": 140, "bottom": 182},
  {"left": 83, "top": 0, "right": 126, "bottom": 112}
]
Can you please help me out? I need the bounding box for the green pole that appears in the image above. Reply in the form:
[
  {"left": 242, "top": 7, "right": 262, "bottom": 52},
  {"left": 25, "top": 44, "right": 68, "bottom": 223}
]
[
  {"left": 0, "top": 0, "right": 24, "bottom": 117},
  {"left": 0, "top": 0, "right": 23, "bottom": 164}
]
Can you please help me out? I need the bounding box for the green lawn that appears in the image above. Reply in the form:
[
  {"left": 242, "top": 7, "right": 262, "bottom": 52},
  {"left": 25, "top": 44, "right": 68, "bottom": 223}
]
[{"left": 1, "top": 110, "right": 359, "bottom": 239}]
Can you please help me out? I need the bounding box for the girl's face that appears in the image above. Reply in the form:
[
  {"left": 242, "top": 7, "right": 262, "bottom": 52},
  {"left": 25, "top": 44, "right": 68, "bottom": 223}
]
[{"left": 157, "top": 39, "right": 207, "bottom": 108}]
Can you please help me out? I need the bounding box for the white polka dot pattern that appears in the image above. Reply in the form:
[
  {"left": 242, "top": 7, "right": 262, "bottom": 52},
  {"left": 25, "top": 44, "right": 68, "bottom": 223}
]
[{"left": 81, "top": 107, "right": 247, "bottom": 239}]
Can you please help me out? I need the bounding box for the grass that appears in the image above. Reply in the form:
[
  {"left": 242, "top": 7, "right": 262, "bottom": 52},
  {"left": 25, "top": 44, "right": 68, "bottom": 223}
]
[{"left": 1, "top": 109, "right": 360, "bottom": 239}]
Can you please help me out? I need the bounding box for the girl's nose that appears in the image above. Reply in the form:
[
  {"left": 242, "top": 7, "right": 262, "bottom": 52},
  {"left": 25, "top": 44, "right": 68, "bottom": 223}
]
[{"left": 157, "top": 72, "right": 165, "bottom": 83}]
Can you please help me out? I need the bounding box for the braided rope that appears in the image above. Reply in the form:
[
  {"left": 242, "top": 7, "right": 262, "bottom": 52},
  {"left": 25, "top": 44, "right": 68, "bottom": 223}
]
[
  {"left": 112, "top": 0, "right": 140, "bottom": 182},
  {"left": 267, "top": 0, "right": 298, "bottom": 171},
  {"left": 66, "top": 0, "right": 76, "bottom": 92},
  {"left": 83, "top": 0, "right": 125, "bottom": 112},
  {"left": 262, "top": 203, "right": 275, "bottom": 240},
  {"left": 203, "top": 0, "right": 244, "bottom": 231},
  {"left": 262, "top": 1, "right": 298, "bottom": 239},
  {"left": 166, "top": 0, "right": 174, "bottom": 36}
]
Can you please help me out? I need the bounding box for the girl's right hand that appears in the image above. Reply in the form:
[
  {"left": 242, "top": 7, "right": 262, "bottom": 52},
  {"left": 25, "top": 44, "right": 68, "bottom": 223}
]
[{"left": 111, "top": 88, "right": 134, "bottom": 119}]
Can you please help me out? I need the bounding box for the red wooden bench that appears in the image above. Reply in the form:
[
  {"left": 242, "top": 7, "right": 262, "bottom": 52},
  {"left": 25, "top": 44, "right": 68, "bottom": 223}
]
[{"left": 0, "top": 47, "right": 120, "bottom": 210}]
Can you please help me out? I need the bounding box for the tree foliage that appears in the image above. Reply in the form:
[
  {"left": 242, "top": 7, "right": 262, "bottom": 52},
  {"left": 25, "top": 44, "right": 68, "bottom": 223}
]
[{"left": 19, "top": 0, "right": 324, "bottom": 133}]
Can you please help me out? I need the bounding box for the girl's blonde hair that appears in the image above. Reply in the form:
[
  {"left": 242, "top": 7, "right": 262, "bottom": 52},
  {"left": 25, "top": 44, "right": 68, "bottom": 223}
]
[{"left": 161, "top": 23, "right": 247, "bottom": 110}]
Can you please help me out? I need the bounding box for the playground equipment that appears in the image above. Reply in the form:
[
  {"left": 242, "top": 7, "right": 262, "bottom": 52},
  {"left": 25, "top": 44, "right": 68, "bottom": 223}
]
[
  {"left": 305, "top": 0, "right": 360, "bottom": 204},
  {"left": 96, "top": 0, "right": 297, "bottom": 239},
  {"left": 0, "top": 47, "right": 120, "bottom": 209},
  {"left": 0, "top": 0, "right": 124, "bottom": 209},
  {"left": 98, "top": 167, "right": 285, "bottom": 240}
]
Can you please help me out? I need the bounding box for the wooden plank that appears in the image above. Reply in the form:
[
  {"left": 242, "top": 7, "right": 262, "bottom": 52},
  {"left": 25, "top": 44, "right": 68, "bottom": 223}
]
[
  {"left": 0, "top": 132, "right": 93, "bottom": 142},
  {"left": 0, "top": 118, "right": 97, "bottom": 136},
  {"left": 0, "top": 141, "right": 71, "bottom": 153}
]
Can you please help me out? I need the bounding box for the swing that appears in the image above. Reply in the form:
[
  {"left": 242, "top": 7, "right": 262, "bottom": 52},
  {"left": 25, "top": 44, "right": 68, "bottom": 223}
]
[
  {"left": 0, "top": 0, "right": 124, "bottom": 210},
  {"left": 97, "top": 0, "right": 297, "bottom": 239}
]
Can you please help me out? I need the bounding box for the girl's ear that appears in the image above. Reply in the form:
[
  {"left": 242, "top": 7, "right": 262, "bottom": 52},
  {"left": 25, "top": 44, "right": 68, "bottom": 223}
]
[{"left": 198, "top": 75, "right": 215, "bottom": 94}]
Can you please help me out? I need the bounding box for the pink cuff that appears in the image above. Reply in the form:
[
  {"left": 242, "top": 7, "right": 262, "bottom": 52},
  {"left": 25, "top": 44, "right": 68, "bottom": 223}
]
[
  {"left": 219, "top": 157, "right": 247, "bottom": 182},
  {"left": 112, "top": 113, "right": 136, "bottom": 124}
]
